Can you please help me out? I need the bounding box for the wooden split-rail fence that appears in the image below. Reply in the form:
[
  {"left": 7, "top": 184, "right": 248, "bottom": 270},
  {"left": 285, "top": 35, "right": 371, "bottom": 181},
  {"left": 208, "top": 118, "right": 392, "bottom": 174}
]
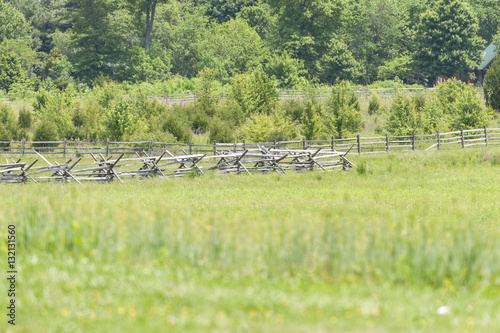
[
  {"left": 0, "top": 127, "right": 499, "bottom": 158},
  {"left": 0, "top": 146, "right": 356, "bottom": 184}
]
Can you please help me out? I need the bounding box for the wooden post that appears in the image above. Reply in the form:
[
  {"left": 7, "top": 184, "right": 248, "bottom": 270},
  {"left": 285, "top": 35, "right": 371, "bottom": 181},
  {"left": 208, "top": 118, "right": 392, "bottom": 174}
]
[
  {"left": 386, "top": 133, "right": 389, "bottom": 152},
  {"left": 331, "top": 136, "right": 335, "bottom": 151},
  {"left": 302, "top": 137, "right": 306, "bottom": 150},
  {"left": 484, "top": 126, "right": 488, "bottom": 146},
  {"left": 357, "top": 134, "right": 361, "bottom": 154},
  {"left": 22, "top": 138, "right": 25, "bottom": 156},
  {"left": 106, "top": 138, "right": 110, "bottom": 157},
  {"left": 412, "top": 131, "right": 415, "bottom": 151},
  {"left": 189, "top": 140, "right": 192, "bottom": 155},
  {"left": 234, "top": 141, "right": 237, "bottom": 152},
  {"left": 243, "top": 139, "right": 246, "bottom": 151},
  {"left": 460, "top": 128, "right": 465, "bottom": 148},
  {"left": 63, "top": 138, "right": 67, "bottom": 158},
  {"left": 148, "top": 138, "right": 153, "bottom": 156},
  {"left": 213, "top": 140, "right": 217, "bottom": 155},
  {"left": 273, "top": 139, "right": 276, "bottom": 149}
]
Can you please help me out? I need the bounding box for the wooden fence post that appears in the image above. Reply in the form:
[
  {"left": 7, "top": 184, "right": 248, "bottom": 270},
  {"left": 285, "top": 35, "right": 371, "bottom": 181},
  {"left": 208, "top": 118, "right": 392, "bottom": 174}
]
[
  {"left": 484, "top": 126, "right": 488, "bottom": 146},
  {"left": 412, "top": 131, "right": 415, "bottom": 151},
  {"left": 302, "top": 137, "right": 306, "bottom": 150},
  {"left": 331, "top": 136, "right": 335, "bottom": 151},
  {"left": 22, "top": 138, "right": 25, "bottom": 156},
  {"left": 63, "top": 138, "right": 67, "bottom": 158},
  {"left": 357, "top": 134, "right": 361, "bottom": 154},
  {"left": 234, "top": 141, "right": 237, "bottom": 152},
  {"left": 243, "top": 139, "right": 246, "bottom": 151},
  {"left": 189, "top": 140, "right": 192, "bottom": 155},
  {"left": 386, "top": 133, "right": 389, "bottom": 152},
  {"left": 273, "top": 139, "right": 277, "bottom": 149},
  {"left": 106, "top": 138, "right": 110, "bottom": 157},
  {"left": 148, "top": 138, "right": 153, "bottom": 156},
  {"left": 460, "top": 128, "right": 465, "bottom": 148},
  {"left": 213, "top": 140, "right": 217, "bottom": 155},
  {"left": 437, "top": 130, "right": 440, "bottom": 150}
]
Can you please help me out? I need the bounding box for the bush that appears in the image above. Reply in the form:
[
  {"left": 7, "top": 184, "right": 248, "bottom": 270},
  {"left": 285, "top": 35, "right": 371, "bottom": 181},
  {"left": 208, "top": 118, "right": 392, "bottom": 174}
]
[
  {"left": 368, "top": 92, "right": 381, "bottom": 115},
  {"left": 33, "top": 119, "right": 59, "bottom": 147},
  {"left": 436, "top": 78, "right": 469, "bottom": 115},
  {"left": 105, "top": 100, "right": 137, "bottom": 140},
  {"left": 325, "top": 80, "right": 362, "bottom": 138},
  {"left": 0, "top": 104, "right": 17, "bottom": 139},
  {"left": 300, "top": 100, "right": 321, "bottom": 140},
  {"left": 230, "top": 69, "right": 279, "bottom": 116},
  {"left": 238, "top": 110, "right": 297, "bottom": 142},
  {"left": 208, "top": 118, "right": 234, "bottom": 143},
  {"left": 451, "top": 88, "right": 492, "bottom": 130},
  {"left": 18, "top": 107, "right": 32, "bottom": 128},
  {"left": 265, "top": 52, "right": 307, "bottom": 89},
  {"left": 484, "top": 56, "right": 500, "bottom": 111},
  {"left": 281, "top": 99, "right": 306, "bottom": 122},
  {"left": 162, "top": 114, "right": 191, "bottom": 143},
  {"left": 385, "top": 93, "right": 420, "bottom": 136}
]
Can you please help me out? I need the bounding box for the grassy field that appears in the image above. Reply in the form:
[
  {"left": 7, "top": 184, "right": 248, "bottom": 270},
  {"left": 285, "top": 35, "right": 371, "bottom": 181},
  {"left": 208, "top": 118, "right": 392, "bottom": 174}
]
[{"left": 2, "top": 147, "right": 500, "bottom": 332}]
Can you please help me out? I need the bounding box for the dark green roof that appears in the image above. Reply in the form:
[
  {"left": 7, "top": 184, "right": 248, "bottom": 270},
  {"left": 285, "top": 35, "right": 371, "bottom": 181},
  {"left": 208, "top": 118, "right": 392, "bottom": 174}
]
[{"left": 478, "top": 43, "right": 496, "bottom": 70}]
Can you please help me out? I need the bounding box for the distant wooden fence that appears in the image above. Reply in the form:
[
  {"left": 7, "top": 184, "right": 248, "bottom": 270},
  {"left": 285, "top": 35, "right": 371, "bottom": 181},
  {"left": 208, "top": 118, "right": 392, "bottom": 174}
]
[
  {"left": 0, "top": 127, "right": 498, "bottom": 158},
  {"left": 148, "top": 88, "right": 440, "bottom": 104}
]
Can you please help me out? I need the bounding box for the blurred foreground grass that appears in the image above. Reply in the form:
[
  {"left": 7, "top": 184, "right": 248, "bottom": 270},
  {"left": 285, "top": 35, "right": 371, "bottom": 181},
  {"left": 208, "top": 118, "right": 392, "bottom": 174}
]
[{"left": 1, "top": 147, "right": 500, "bottom": 332}]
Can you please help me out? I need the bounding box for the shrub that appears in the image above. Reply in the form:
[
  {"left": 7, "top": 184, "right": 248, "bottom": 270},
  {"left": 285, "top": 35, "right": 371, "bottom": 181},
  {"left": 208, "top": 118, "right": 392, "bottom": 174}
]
[
  {"left": 385, "top": 93, "right": 420, "bottom": 136},
  {"left": 300, "top": 100, "right": 321, "bottom": 140},
  {"left": 281, "top": 99, "right": 306, "bottom": 122},
  {"left": 216, "top": 99, "right": 246, "bottom": 127},
  {"left": 125, "top": 130, "right": 176, "bottom": 145},
  {"left": 436, "top": 78, "right": 469, "bottom": 115},
  {"left": 195, "top": 68, "right": 220, "bottom": 117},
  {"left": 484, "top": 56, "right": 500, "bottom": 111},
  {"left": 18, "top": 107, "right": 32, "bottom": 128},
  {"left": 105, "top": 100, "right": 137, "bottom": 140},
  {"left": 33, "top": 119, "right": 59, "bottom": 147},
  {"left": 451, "top": 88, "right": 492, "bottom": 130},
  {"left": 325, "top": 80, "right": 362, "bottom": 138},
  {"left": 208, "top": 118, "right": 234, "bottom": 143},
  {"left": 230, "top": 69, "right": 279, "bottom": 116},
  {"left": 265, "top": 52, "right": 307, "bottom": 89},
  {"left": 162, "top": 114, "right": 191, "bottom": 143},
  {"left": 0, "top": 104, "right": 17, "bottom": 138},
  {"left": 368, "top": 92, "right": 381, "bottom": 115},
  {"left": 238, "top": 110, "right": 297, "bottom": 142}
]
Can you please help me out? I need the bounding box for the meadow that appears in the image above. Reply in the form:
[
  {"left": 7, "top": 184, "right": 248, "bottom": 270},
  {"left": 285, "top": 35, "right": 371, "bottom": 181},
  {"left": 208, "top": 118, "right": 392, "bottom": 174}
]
[{"left": 1, "top": 147, "right": 500, "bottom": 332}]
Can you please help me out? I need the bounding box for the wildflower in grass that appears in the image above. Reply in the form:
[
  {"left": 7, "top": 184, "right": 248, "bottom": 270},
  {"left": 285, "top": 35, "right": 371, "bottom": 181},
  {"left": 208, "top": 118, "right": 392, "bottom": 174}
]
[
  {"left": 436, "top": 306, "right": 450, "bottom": 315},
  {"left": 167, "top": 315, "right": 176, "bottom": 325}
]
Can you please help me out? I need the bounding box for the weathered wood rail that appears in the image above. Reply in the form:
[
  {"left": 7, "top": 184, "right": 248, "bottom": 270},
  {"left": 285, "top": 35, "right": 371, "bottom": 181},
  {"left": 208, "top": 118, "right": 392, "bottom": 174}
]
[
  {"left": 1, "top": 127, "right": 498, "bottom": 158},
  {"left": 0, "top": 147, "right": 355, "bottom": 184}
]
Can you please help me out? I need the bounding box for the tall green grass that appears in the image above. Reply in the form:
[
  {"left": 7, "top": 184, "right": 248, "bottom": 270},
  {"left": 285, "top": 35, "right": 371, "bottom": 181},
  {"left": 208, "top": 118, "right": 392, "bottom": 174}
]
[{"left": 2, "top": 148, "right": 500, "bottom": 332}]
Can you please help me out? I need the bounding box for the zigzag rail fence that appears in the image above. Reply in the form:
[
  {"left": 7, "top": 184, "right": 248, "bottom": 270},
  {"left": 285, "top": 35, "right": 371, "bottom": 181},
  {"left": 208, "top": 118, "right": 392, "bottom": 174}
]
[{"left": 1, "top": 126, "right": 499, "bottom": 184}]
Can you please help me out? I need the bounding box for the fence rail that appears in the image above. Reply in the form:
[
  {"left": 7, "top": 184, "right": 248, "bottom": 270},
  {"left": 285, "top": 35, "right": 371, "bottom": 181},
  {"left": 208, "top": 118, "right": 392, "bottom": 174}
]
[
  {"left": 147, "top": 88, "right": 442, "bottom": 104},
  {"left": 3, "top": 87, "right": 484, "bottom": 105},
  {"left": 0, "top": 127, "right": 498, "bottom": 158}
]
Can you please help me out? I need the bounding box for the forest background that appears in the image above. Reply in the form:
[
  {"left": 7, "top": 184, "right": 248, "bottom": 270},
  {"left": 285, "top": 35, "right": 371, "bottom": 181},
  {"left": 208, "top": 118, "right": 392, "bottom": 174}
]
[{"left": 0, "top": 0, "right": 499, "bottom": 144}]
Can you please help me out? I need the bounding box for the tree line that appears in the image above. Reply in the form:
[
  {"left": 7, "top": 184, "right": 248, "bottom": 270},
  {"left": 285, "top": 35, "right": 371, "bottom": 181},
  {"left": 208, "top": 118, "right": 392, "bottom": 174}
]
[{"left": 0, "top": 0, "right": 499, "bottom": 93}]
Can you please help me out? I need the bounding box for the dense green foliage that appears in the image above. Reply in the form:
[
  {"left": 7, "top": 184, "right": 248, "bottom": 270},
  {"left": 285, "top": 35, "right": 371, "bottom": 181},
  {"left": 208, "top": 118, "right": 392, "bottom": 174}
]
[
  {"left": 484, "top": 56, "right": 500, "bottom": 111},
  {"left": 0, "top": 0, "right": 498, "bottom": 142},
  {"left": 1, "top": 0, "right": 497, "bottom": 91}
]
